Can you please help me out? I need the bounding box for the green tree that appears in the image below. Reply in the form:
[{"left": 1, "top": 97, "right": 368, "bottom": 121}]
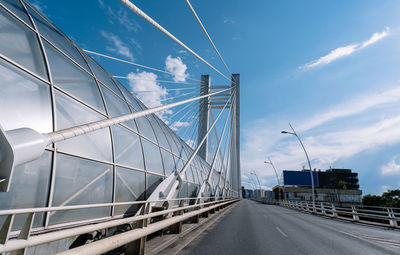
[{"left": 362, "top": 189, "right": 400, "bottom": 208}]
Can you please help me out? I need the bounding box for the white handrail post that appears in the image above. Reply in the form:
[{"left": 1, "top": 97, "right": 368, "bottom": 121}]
[
  {"left": 331, "top": 203, "right": 338, "bottom": 217},
  {"left": 388, "top": 208, "right": 398, "bottom": 228}
]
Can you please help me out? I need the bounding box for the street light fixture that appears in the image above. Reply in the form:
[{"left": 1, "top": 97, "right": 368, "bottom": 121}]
[
  {"left": 281, "top": 123, "right": 316, "bottom": 210},
  {"left": 250, "top": 172, "right": 262, "bottom": 199},
  {"left": 264, "top": 158, "right": 282, "bottom": 201}
]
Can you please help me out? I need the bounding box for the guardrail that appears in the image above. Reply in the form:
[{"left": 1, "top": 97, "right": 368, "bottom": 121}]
[
  {"left": 277, "top": 200, "right": 400, "bottom": 229},
  {"left": 0, "top": 197, "right": 240, "bottom": 255}
]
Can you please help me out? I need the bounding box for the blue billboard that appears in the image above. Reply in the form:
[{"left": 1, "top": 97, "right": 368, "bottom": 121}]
[{"left": 283, "top": 171, "right": 319, "bottom": 187}]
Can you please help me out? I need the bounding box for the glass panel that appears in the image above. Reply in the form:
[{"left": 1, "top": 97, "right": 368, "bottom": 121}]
[
  {"left": 186, "top": 166, "right": 195, "bottom": 183},
  {"left": 148, "top": 115, "right": 170, "bottom": 151},
  {"left": 116, "top": 81, "right": 143, "bottom": 111},
  {"left": 146, "top": 173, "right": 163, "bottom": 199},
  {"left": 0, "top": 151, "right": 51, "bottom": 230},
  {"left": 160, "top": 149, "right": 175, "bottom": 175},
  {"left": 115, "top": 167, "right": 145, "bottom": 216},
  {"left": 175, "top": 157, "right": 184, "bottom": 173},
  {"left": 1, "top": 0, "right": 32, "bottom": 26},
  {"left": 188, "top": 183, "right": 198, "bottom": 198},
  {"left": 0, "top": 59, "right": 52, "bottom": 132},
  {"left": 50, "top": 154, "right": 113, "bottom": 225},
  {"left": 165, "top": 132, "right": 179, "bottom": 156},
  {"left": 135, "top": 116, "right": 157, "bottom": 143},
  {"left": 0, "top": 7, "right": 47, "bottom": 78},
  {"left": 141, "top": 139, "right": 164, "bottom": 175},
  {"left": 178, "top": 182, "right": 188, "bottom": 198},
  {"left": 55, "top": 90, "right": 112, "bottom": 162},
  {"left": 112, "top": 125, "right": 144, "bottom": 169},
  {"left": 27, "top": 5, "right": 89, "bottom": 71},
  {"left": 100, "top": 85, "right": 136, "bottom": 131},
  {"left": 85, "top": 55, "right": 123, "bottom": 97},
  {"left": 45, "top": 42, "right": 105, "bottom": 113}
]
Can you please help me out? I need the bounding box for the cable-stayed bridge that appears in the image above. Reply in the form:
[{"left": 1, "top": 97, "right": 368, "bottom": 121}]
[{"left": 0, "top": 0, "right": 398, "bottom": 254}]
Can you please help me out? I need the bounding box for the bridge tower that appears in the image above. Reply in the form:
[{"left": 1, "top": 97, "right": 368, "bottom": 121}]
[{"left": 197, "top": 74, "right": 241, "bottom": 197}]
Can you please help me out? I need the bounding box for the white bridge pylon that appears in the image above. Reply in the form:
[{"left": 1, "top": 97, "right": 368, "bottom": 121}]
[{"left": 145, "top": 73, "right": 241, "bottom": 211}]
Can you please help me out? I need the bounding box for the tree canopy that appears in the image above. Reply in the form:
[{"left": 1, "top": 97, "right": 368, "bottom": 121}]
[{"left": 362, "top": 189, "right": 400, "bottom": 208}]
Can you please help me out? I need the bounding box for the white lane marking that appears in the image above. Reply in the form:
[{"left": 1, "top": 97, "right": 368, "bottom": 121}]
[{"left": 276, "top": 227, "right": 288, "bottom": 237}]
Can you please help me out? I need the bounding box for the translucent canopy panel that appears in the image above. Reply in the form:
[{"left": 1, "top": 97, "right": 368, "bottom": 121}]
[
  {"left": 45, "top": 41, "right": 105, "bottom": 113},
  {"left": 50, "top": 154, "right": 113, "bottom": 225},
  {"left": 160, "top": 149, "right": 176, "bottom": 175},
  {"left": 115, "top": 167, "right": 145, "bottom": 216},
  {"left": 147, "top": 115, "right": 170, "bottom": 150},
  {"left": 100, "top": 84, "right": 137, "bottom": 131},
  {"left": 55, "top": 90, "right": 112, "bottom": 162},
  {"left": 146, "top": 173, "right": 163, "bottom": 199},
  {"left": 112, "top": 125, "right": 144, "bottom": 170},
  {"left": 0, "top": 59, "right": 52, "bottom": 133},
  {"left": 142, "top": 139, "right": 164, "bottom": 175},
  {"left": 0, "top": 6, "right": 47, "bottom": 78},
  {"left": 0, "top": 151, "right": 51, "bottom": 231},
  {"left": 85, "top": 55, "right": 123, "bottom": 98},
  {"left": 135, "top": 116, "right": 158, "bottom": 143},
  {"left": 1, "top": 0, "right": 32, "bottom": 26},
  {"left": 26, "top": 5, "right": 90, "bottom": 72}
]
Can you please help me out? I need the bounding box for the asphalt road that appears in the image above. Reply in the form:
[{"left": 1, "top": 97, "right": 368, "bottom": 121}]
[{"left": 178, "top": 199, "right": 400, "bottom": 255}]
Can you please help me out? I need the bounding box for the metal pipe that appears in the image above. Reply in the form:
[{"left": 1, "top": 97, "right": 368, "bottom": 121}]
[
  {"left": 281, "top": 123, "right": 316, "bottom": 209},
  {"left": 264, "top": 158, "right": 282, "bottom": 201},
  {"left": 57, "top": 199, "right": 239, "bottom": 255},
  {"left": 0, "top": 199, "right": 237, "bottom": 253}
]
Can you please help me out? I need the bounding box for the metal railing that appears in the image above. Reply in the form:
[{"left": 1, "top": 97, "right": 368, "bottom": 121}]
[
  {"left": 278, "top": 200, "right": 400, "bottom": 229},
  {"left": 0, "top": 197, "right": 240, "bottom": 254}
]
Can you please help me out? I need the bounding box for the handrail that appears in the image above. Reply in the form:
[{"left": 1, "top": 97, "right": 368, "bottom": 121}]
[
  {"left": 0, "top": 196, "right": 218, "bottom": 216},
  {"left": 0, "top": 198, "right": 240, "bottom": 253},
  {"left": 274, "top": 200, "right": 399, "bottom": 229}
]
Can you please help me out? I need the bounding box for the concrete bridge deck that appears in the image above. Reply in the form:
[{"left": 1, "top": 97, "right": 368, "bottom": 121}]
[{"left": 177, "top": 199, "right": 400, "bottom": 255}]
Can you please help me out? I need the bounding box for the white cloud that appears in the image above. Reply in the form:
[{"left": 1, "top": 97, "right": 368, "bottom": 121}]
[
  {"left": 98, "top": 0, "right": 141, "bottom": 33},
  {"left": 101, "top": 31, "right": 134, "bottom": 60},
  {"left": 165, "top": 55, "right": 189, "bottom": 82},
  {"left": 298, "top": 86, "right": 400, "bottom": 132},
  {"left": 381, "top": 157, "right": 400, "bottom": 175},
  {"left": 301, "top": 27, "right": 390, "bottom": 70},
  {"left": 31, "top": 0, "right": 46, "bottom": 13},
  {"left": 186, "top": 139, "right": 195, "bottom": 149},
  {"left": 223, "top": 17, "right": 235, "bottom": 24},
  {"left": 242, "top": 85, "right": 400, "bottom": 188},
  {"left": 170, "top": 121, "right": 190, "bottom": 131},
  {"left": 127, "top": 71, "right": 167, "bottom": 108}
]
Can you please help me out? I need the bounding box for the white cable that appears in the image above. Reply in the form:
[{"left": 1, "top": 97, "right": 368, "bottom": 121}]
[
  {"left": 47, "top": 87, "right": 233, "bottom": 143},
  {"left": 118, "top": 0, "right": 232, "bottom": 82},
  {"left": 113, "top": 76, "right": 199, "bottom": 85},
  {"left": 83, "top": 49, "right": 201, "bottom": 82},
  {"left": 185, "top": 0, "right": 232, "bottom": 76}
]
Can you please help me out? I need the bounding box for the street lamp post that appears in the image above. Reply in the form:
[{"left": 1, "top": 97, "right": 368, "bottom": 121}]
[
  {"left": 264, "top": 158, "right": 282, "bottom": 201},
  {"left": 281, "top": 123, "right": 316, "bottom": 210},
  {"left": 251, "top": 172, "right": 261, "bottom": 198}
]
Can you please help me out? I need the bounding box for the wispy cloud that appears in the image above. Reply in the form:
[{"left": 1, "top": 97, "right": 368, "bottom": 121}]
[
  {"left": 223, "top": 17, "right": 236, "bottom": 24},
  {"left": 101, "top": 31, "right": 134, "bottom": 60},
  {"left": 242, "top": 84, "right": 400, "bottom": 190},
  {"left": 298, "top": 86, "right": 400, "bottom": 132},
  {"left": 170, "top": 121, "right": 190, "bottom": 131},
  {"left": 98, "top": 0, "right": 141, "bottom": 33},
  {"left": 381, "top": 157, "right": 400, "bottom": 175},
  {"left": 165, "top": 55, "right": 189, "bottom": 82},
  {"left": 301, "top": 27, "right": 390, "bottom": 70}
]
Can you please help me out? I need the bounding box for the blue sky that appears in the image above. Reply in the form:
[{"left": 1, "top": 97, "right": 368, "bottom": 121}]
[{"left": 33, "top": 0, "right": 400, "bottom": 195}]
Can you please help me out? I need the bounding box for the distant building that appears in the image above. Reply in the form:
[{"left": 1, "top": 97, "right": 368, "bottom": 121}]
[{"left": 280, "top": 168, "right": 362, "bottom": 205}]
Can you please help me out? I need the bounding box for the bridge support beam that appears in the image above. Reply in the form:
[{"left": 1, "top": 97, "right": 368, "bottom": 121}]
[
  {"left": 230, "top": 74, "right": 241, "bottom": 197},
  {"left": 198, "top": 75, "right": 210, "bottom": 161}
]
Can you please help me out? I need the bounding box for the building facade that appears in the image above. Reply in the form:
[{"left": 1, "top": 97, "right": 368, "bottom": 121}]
[{"left": 280, "top": 168, "right": 362, "bottom": 205}]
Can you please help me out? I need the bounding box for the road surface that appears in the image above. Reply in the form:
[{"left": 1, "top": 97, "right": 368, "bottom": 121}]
[{"left": 178, "top": 199, "right": 400, "bottom": 255}]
